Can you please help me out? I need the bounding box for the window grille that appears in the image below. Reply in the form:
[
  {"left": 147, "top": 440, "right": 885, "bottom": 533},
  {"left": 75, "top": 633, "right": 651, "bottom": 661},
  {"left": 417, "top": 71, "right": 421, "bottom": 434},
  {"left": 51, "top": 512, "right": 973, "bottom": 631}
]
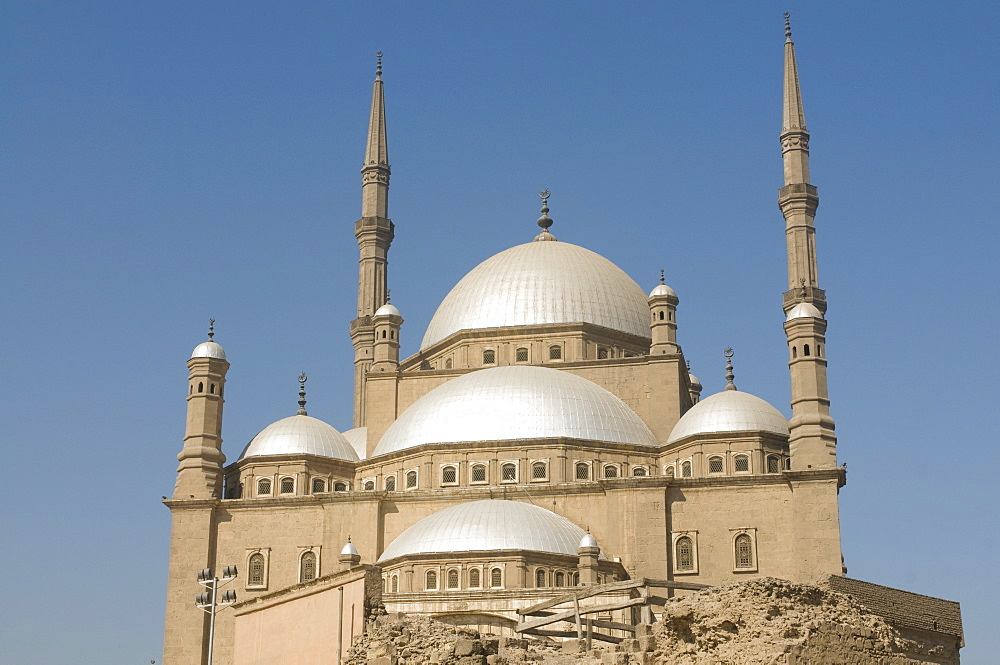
[
  {"left": 391, "top": 574, "right": 399, "bottom": 593},
  {"left": 406, "top": 470, "right": 418, "bottom": 488},
  {"left": 734, "top": 455, "right": 749, "bottom": 472},
  {"left": 442, "top": 466, "right": 457, "bottom": 484},
  {"left": 248, "top": 553, "right": 265, "bottom": 585},
  {"left": 334, "top": 482, "right": 347, "bottom": 492},
  {"left": 364, "top": 480, "right": 375, "bottom": 491},
  {"left": 490, "top": 568, "right": 502, "bottom": 587},
  {"left": 535, "top": 569, "right": 546, "bottom": 587},
  {"left": 516, "top": 347, "right": 528, "bottom": 362},
  {"left": 665, "top": 466, "right": 675, "bottom": 477},
  {"left": 257, "top": 478, "right": 272, "bottom": 495},
  {"left": 420, "top": 360, "right": 432, "bottom": 370},
  {"left": 709, "top": 456, "right": 724, "bottom": 473},
  {"left": 548, "top": 345, "right": 561, "bottom": 360},
  {"left": 501, "top": 463, "right": 517, "bottom": 482},
  {"left": 280, "top": 477, "right": 295, "bottom": 494},
  {"left": 445, "top": 358, "right": 453, "bottom": 369},
  {"left": 447, "top": 569, "right": 460, "bottom": 589},
  {"left": 385, "top": 476, "right": 396, "bottom": 491},
  {"left": 531, "top": 461, "right": 547, "bottom": 480},
  {"left": 555, "top": 572, "right": 565, "bottom": 587},
  {"left": 471, "top": 464, "right": 487, "bottom": 483},
  {"left": 312, "top": 478, "right": 326, "bottom": 493},
  {"left": 575, "top": 462, "right": 589, "bottom": 480},
  {"left": 469, "top": 568, "right": 481, "bottom": 588},
  {"left": 767, "top": 455, "right": 780, "bottom": 474},
  {"left": 735, "top": 534, "right": 754, "bottom": 568},
  {"left": 425, "top": 570, "right": 437, "bottom": 590},
  {"left": 300, "top": 551, "right": 316, "bottom": 582},
  {"left": 681, "top": 461, "right": 692, "bottom": 477},
  {"left": 597, "top": 347, "right": 609, "bottom": 359},
  {"left": 603, "top": 465, "right": 618, "bottom": 478},
  {"left": 676, "top": 537, "right": 694, "bottom": 571},
  {"left": 632, "top": 466, "right": 647, "bottom": 477},
  {"left": 482, "top": 349, "right": 496, "bottom": 364}
]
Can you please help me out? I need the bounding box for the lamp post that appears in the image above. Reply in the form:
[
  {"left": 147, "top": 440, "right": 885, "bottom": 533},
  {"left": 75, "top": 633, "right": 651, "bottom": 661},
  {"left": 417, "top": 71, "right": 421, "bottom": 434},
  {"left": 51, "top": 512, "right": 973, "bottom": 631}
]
[{"left": 195, "top": 565, "right": 238, "bottom": 665}]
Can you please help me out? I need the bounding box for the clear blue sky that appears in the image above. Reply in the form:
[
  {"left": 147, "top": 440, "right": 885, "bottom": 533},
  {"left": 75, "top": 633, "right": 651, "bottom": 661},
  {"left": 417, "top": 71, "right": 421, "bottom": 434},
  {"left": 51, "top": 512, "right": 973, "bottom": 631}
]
[{"left": 3, "top": 2, "right": 998, "bottom": 663}]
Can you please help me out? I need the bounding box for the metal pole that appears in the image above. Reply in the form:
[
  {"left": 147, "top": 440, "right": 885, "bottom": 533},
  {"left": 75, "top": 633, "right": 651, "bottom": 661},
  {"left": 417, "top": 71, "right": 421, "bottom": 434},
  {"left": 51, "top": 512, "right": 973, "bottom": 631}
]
[{"left": 207, "top": 576, "right": 218, "bottom": 665}]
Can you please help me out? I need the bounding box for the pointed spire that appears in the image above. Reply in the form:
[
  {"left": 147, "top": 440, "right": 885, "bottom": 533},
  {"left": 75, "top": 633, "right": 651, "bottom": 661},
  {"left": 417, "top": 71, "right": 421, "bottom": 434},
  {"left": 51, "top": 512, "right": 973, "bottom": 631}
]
[
  {"left": 296, "top": 372, "right": 308, "bottom": 415},
  {"left": 361, "top": 52, "right": 390, "bottom": 219},
  {"left": 724, "top": 347, "right": 737, "bottom": 391},
  {"left": 534, "top": 189, "right": 557, "bottom": 241},
  {"left": 207, "top": 318, "right": 215, "bottom": 341},
  {"left": 782, "top": 13, "right": 807, "bottom": 135}
]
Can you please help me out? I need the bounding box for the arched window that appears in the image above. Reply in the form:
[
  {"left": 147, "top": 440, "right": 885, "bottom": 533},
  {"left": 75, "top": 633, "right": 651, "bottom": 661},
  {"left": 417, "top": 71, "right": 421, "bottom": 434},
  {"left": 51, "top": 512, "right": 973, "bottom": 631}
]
[
  {"left": 676, "top": 536, "right": 694, "bottom": 572},
  {"left": 312, "top": 478, "right": 326, "bottom": 493},
  {"left": 734, "top": 455, "right": 750, "bottom": 473},
  {"left": 659, "top": 311, "right": 665, "bottom": 320},
  {"left": 363, "top": 480, "right": 375, "bottom": 491},
  {"left": 735, "top": 534, "right": 754, "bottom": 568},
  {"left": 189, "top": 385, "right": 193, "bottom": 395},
  {"left": 817, "top": 344, "right": 822, "bottom": 357},
  {"left": 471, "top": 464, "right": 487, "bottom": 483},
  {"left": 482, "top": 349, "right": 496, "bottom": 365},
  {"left": 390, "top": 330, "right": 394, "bottom": 339},
  {"left": 632, "top": 466, "right": 647, "bottom": 477},
  {"left": 406, "top": 470, "right": 418, "bottom": 489},
  {"left": 300, "top": 551, "right": 317, "bottom": 583},
  {"left": 385, "top": 475, "right": 396, "bottom": 492},
  {"left": 784, "top": 457, "right": 792, "bottom": 470},
  {"left": 548, "top": 345, "right": 562, "bottom": 360},
  {"left": 501, "top": 463, "right": 517, "bottom": 482},
  {"left": 531, "top": 461, "right": 547, "bottom": 480},
  {"left": 248, "top": 553, "right": 266, "bottom": 586},
  {"left": 441, "top": 466, "right": 457, "bottom": 484},
  {"left": 575, "top": 462, "right": 590, "bottom": 480},
  {"left": 681, "top": 460, "right": 692, "bottom": 477},
  {"left": 767, "top": 455, "right": 780, "bottom": 474},
  {"left": 280, "top": 477, "right": 295, "bottom": 494},
  {"left": 425, "top": 570, "right": 437, "bottom": 590},
  {"left": 603, "top": 464, "right": 618, "bottom": 478},
  {"left": 708, "top": 456, "right": 724, "bottom": 473},
  {"left": 803, "top": 344, "right": 811, "bottom": 356},
  {"left": 419, "top": 360, "right": 431, "bottom": 370},
  {"left": 381, "top": 329, "right": 386, "bottom": 338},
  {"left": 210, "top": 383, "right": 215, "bottom": 394},
  {"left": 535, "top": 569, "right": 547, "bottom": 588},
  {"left": 792, "top": 346, "right": 798, "bottom": 358},
  {"left": 334, "top": 482, "right": 347, "bottom": 492},
  {"left": 391, "top": 574, "right": 399, "bottom": 593},
  {"left": 597, "top": 347, "right": 609, "bottom": 359},
  {"left": 257, "top": 478, "right": 272, "bottom": 496},
  {"left": 490, "top": 568, "right": 502, "bottom": 588},
  {"left": 445, "top": 357, "right": 453, "bottom": 369},
  {"left": 516, "top": 347, "right": 528, "bottom": 362},
  {"left": 469, "top": 568, "right": 481, "bottom": 588},
  {"left": 447, "top": 569, "right": 460, "bottom": 589},
  {"left": 198, "top": 382, "right": 204, "bottom": 393},
  {"left": 555, "top": 572, "right": 565, "bottom": 587}
]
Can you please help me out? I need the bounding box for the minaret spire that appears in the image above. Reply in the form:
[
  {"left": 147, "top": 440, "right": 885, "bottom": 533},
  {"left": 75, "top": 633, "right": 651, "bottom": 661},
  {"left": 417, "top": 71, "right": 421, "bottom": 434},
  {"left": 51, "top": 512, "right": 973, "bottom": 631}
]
[
  {"left": 296, "top": 373, "right": 308, "bottom": 416},
  {"left": 362, "top": 51, "right": 390, "bottom": 218}
]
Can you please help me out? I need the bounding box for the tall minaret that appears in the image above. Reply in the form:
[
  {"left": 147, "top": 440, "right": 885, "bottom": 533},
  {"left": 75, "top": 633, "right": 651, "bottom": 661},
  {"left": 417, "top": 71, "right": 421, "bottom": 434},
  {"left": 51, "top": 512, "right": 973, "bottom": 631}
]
[
  {"left": 778, "top": 15, "right": 837, "bottom": 469},
  {"left": 351, "top": 52, "right": 395, "bottom": 427}
]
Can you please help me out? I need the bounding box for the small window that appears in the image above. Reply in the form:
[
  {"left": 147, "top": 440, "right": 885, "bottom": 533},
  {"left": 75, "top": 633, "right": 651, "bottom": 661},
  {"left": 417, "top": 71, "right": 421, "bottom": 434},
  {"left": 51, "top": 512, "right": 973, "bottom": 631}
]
[
  {"left": 442, "top": 465, "right": 457, "bottom": 484},
  {"left": 483, "top": 349, "right": 496, "bottom": 365},
  {"left": 469, "top": 568, "right": 481, "bottom": 588},
  {"left": 817, "top": 344, "right": 822, "bottom": 357},
  {"left": 664, "top": 465, "right": 675, "bottom": 478},
  {"left": 334, "top": 482, "right": 347, "bottom": 492},
  {"left": 548, "top": 345, "right": 562, "bottom": 360},
  {"left": 300, "top": 551, "right": 317, "bottom": 583},
  {"left": 681, "top": 461, "right": 692, "bottom": 477},
  {"left": 471, "top": 464, "right": 487, "bottom": 483},
  {"left": 445, "top": 357, "right": 453, "bottom": 369},
  {"left": 490, "top": 567, "right": 502, "bottom": 588},
  {"left": 555, "top": 572, "right": 565, "bottom": 587},
  {"left": 425, "top": 570, "right": 437, "bottom": 590},
  {"left": 198, "top": 382, "right": 204, "bottom": 393},
  {"left": 447, "top": 569, "right": 460, "bottom": 589},
  {"left": 676, "top": 537, "right": 694, "bottom": 572},
  {"left": 531, "top": 461, "right": 547, "bottom": 480},
  {"left": 420, "top": 360, "right": 432, "bottom": 370},
  {"left": 210, "top": 383, "right": 215, "bottom": 394},
  {"left": 734, "top": 455, "right": 750, "bottom": 473},
  {"left": 784, "top": 457, "right": 792, "bottom": 470},
  {"left": 603, "top": 464, "right": 618, "bottom": 479},
  {"left": 363, "top": 480, "right": 375, "bottom": 491},
  {"left": 280, "top": 477, "right": 295, "bottom": 494},
  {"left": 792, "top": 346, "right": 798, "bottom": 358},
  {"left": 597, "top": 347, "right": 609, "bottom": 359},
  {"left": 516, "top": 347, "right": 528, "bottom": 362},
  {"left": 803, "top": 344, "right": 811, "bottom": 356},
  {"left": 735, "top": 534, "right": 754, "bottom": 569},
  {"left": 385, "top": 475, "right": 396, "bottom": 492},
  {"left": 189, "top": 385, "right": 193, "bottom": 395},
  {"left": 767, "top": 455, "right": 780, "bottom": 474},
  {"left": 381, "top": 330, "right": 386, "bottom": 338},
  {"left": 501, "top": 463, "right": 517, "bottom": 482},
  {"left": 248, "top": 553, "right": 266, "bottom": 586},
  {"left": 257, "top": 478, "right": 272, "bottom": 496},
  {"left": 658, "top": 311, "right": 665, "bottom": 321},
  {"left": 312, "top": 478, "right": 326, "bottom": 493},
  {"left": 708, "top": 456, "right": 724, "bottom": 474},
  {"left": 632, "top": 466, "right": 647, "bottom": 477},
  {"left": 575, "top": 462, "right": 590, "bottom": 480},
  {"left": 573, "top": 572, "right": 580, "bottom": 586},
  {"left": 390, "top": 330, "right": 394, "bottom": 339},
  {"left": 406, "top": 470, "right": 418, "bottom": 489},
  {"left": 391, "top": 574, "right": 399, "bottom": 593},
  {"left": 535, "top": 568, "right": 546, "bottom": 588}
]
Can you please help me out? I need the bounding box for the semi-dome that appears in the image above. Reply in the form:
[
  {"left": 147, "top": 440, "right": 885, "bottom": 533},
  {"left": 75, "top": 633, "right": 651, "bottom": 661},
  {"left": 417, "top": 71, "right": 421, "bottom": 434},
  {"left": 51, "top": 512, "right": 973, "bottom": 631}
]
[
  {"left": 342, "top": 427, "right": 368, "bottom": 460},
  {"left": 239, "top": 415, "right": 360, "bottom": 461},
  {"left": 420, "top": 240, "right": 651, "bottom": 350},
  {"left": 667, "top": 390, "right": 789, "bottom": 444},
  {"left": 785, "top": 302, "right": 823, "bottom": 321},
  {"left": 191, "top": 341, "right": 226, "bottom": 360},
  {"left": 372, "top": 365, "right": 657, "bottom": 456},
  {"left": 378, "top": 500, "right": 592, "bottom": 562}
]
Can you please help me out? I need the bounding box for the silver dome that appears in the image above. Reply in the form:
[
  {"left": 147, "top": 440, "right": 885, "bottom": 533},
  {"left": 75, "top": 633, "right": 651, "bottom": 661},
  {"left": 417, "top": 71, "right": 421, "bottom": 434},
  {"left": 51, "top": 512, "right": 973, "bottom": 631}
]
[
  {"left": 372, "top": 365, "right": 658, "bottom": 456},
  {"left": 785, "top": 302, "right": 824, "bottom": 321},
  {"left": 375, "top": 303, "right": 401, "bottom": 317},
  {"left": 667, "top": 390, "right": 789, "bottom": 444},
  {"left": 191, "top": 341, "right": 226, "bottom": 360},
  {"left": 377, "top": 500, "right": 594, "bottom": 562},
  {"left": 239, "top": 415, "right": 360, "bottom": 461},
  {"left": 579, "top": 532, "right": 599, "bottom": 548},
  {"left": 341, "top": 540, "right": 359, "bottom": 556},
  {"left": 648, "top": 283, "right": 676, "bottom": 298},
  {"left": 420, "top": 240, "right": 651, "bottom": 350},
  {"left": 342, "top": 427, "right": 368, "bottom": 460}
]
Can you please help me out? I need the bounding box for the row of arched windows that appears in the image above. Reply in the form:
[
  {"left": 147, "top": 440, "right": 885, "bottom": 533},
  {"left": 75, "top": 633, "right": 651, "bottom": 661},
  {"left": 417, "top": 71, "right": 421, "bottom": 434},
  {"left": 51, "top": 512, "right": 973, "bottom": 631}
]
[
  {"left": 791, "top": 343, "right": 822, "bottom": 359},
  {"left": 189, "top": 382, "right": 219, "bottom": 395},
  {"left": 245, "top": 548, "right": 321, "bottom": 588},
  {"left": 403, "top": 567, "right": 504, "bottom": 591},
  {"left": 251, "top": 477, "right": 348, "bottom": 497},
  {"left": 664, "top": 455, "right": 788, "bottom": 478},
  {"left": 673, "top": 532, "right": 756, "bottom": 574}
]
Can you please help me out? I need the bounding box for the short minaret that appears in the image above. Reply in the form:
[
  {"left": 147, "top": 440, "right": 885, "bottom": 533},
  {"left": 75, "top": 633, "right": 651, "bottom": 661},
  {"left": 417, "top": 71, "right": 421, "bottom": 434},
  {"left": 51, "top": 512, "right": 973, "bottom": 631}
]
[
  {"left": 648, "top": 270, "right": 680, "bottom": 355},
  {"left": 173, "top": 319, "right": 229, "bottom": 500},
  {"left": 577, "top": 531, "right": 600, "bottom": 586},
  {"left": 339, "top": 537, "right": 361, "bottom": 571},
  {"left": 351, "top": 52, "right": 395, "bottom": 427},
  {"left": 371, "top": 294, "right": 403, "bottom": 373},
  {"left": 778, "top": 15, "right": 836, "bottom": 469},
  {"left": 687, "top": 361, "right": 702, "bottom": 404}
]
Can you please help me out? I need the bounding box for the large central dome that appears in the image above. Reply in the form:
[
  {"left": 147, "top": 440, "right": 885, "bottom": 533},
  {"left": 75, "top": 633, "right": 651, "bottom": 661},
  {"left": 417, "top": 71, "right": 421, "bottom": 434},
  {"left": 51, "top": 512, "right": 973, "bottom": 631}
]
[{"left": 420, "top": 240, "right": 651, "bottom": 350}]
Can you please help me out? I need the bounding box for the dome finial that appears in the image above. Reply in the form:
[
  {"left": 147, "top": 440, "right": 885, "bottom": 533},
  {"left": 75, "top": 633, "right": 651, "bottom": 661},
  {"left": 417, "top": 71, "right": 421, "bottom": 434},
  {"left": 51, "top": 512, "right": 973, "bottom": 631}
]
[
  {"left": 659, "top": 269, "right": 665, "bottom": 285},
  {"left": 534, "top": 189, "right": 557, "bottom": 241},
  {"left": 784, "top": 12, "right": 792, "bottom": 41},
  {"left": 296, "top": 372, "right": 308, "bottom": 415},
  {"left": 385, "top": 289, "right": 391, "bottom": 304},
  {"left": 207, "top": 318, "right": 215, "bottom": 341},
  {"left": 724, "top": 347, "right": 737, "bottom": 391},
  {"left": 375, "top": 51, "right": 383, "bottom": 79}
]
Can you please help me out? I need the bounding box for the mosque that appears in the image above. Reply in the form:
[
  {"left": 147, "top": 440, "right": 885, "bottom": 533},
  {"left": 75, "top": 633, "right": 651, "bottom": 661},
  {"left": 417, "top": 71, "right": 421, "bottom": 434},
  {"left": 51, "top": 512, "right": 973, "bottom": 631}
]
[{"left": 162, "top": 19, "right": 961, "bottom": 665}]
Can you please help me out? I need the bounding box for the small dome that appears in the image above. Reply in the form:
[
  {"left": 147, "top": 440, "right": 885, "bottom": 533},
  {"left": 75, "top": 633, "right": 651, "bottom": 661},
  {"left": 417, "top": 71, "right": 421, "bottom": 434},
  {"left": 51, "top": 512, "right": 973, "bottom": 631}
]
[
  {"left": 688, "top": 373, "right": 702, "bottom": 391},
  {"left": 375, "top": 303, "right": 401, "bottom": 317},
  {"left": 421, "top": 240, "right": 650, "bottom": 350},
  {"left": 579, "top": 532, "right": 599, "bottom": 549},
  {"left": 342, "top": 427, "right": 368, "bottom": 460},
  {"left": 648, "top": 283, "right": 676, "bottom": 298},
  {"left": 191, "top": 341, "right": 226, "bottom": 360},
  {"left": 341, "top": 540, "right": 359, "bottom": 556},
  {"left": 239, "top": 415, "right": 360, "bottom": 461},
  {"left": 373, "top": 365, "right": 657, "bottom": 456},
  {"left": 667, "top": 390, "right": 789, "bottom": 444},
  {"left": 377, "top": 500, "right": 593, "bottom": 563},
  {"left": 786, "top": 302, "right": 823, "bottom": 321}
]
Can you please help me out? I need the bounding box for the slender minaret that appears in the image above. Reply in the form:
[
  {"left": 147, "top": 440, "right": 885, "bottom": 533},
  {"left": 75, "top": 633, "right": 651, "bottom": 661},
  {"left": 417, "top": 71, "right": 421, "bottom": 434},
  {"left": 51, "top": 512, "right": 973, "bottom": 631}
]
[
  {"left": 351, "top": 52, "right": 395, "bottom": 427},
  {"left": 778, "top": 15, "right": 837, "bottom": 469}
]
